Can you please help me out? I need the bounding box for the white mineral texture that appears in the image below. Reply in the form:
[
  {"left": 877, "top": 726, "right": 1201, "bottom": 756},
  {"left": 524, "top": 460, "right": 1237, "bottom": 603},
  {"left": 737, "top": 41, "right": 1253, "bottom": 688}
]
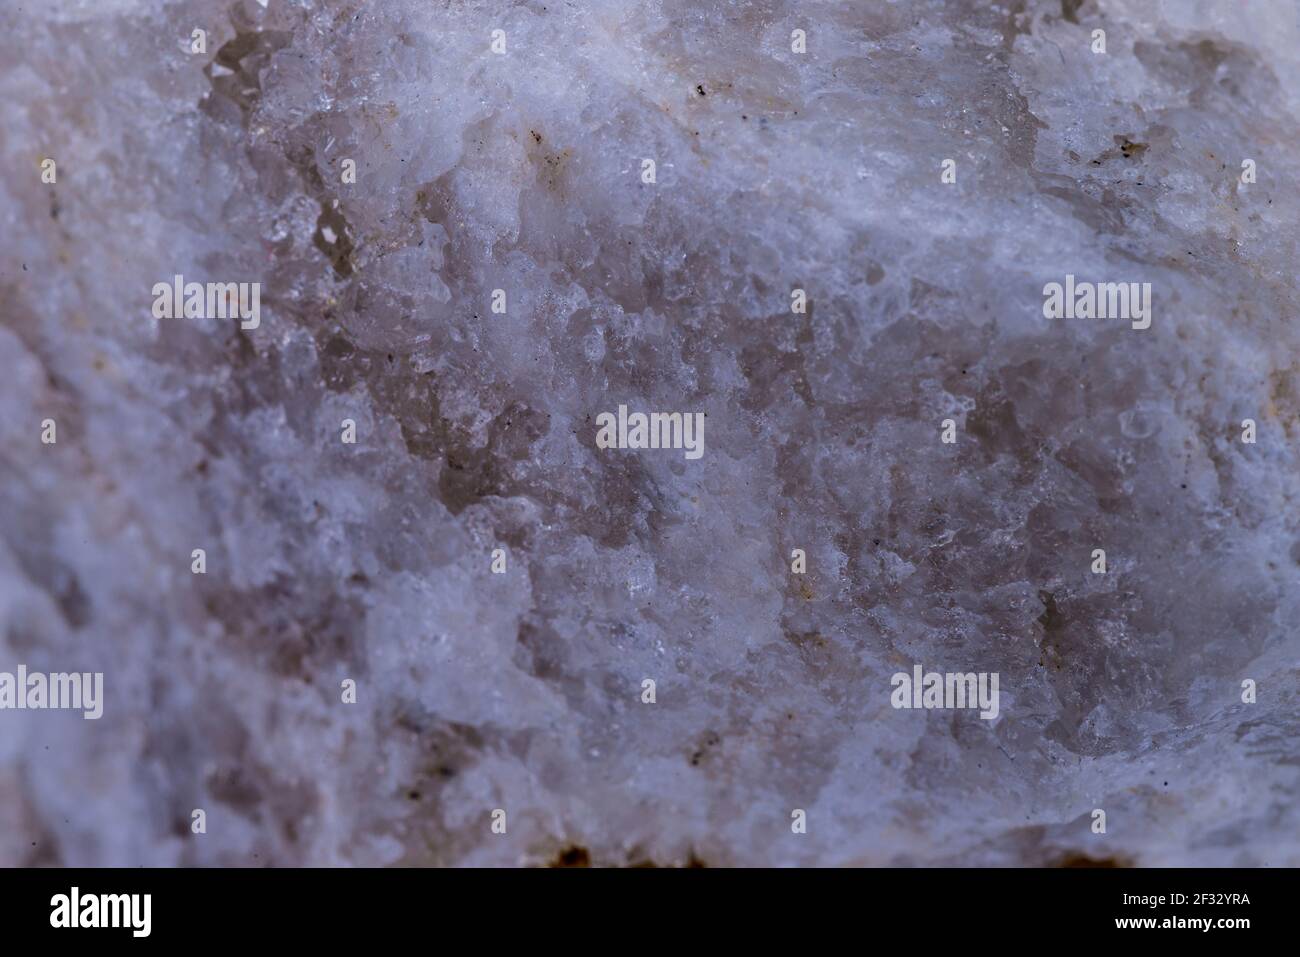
[{"left": 0, "top": 0, "right": 1297, "bottom": 866}]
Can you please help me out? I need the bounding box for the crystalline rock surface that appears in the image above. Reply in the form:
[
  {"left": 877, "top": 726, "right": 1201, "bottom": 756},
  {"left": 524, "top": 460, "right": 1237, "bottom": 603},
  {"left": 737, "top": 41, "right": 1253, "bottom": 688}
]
[{"left": 0, "top": 0, "right": 1298, "bottom": 866}]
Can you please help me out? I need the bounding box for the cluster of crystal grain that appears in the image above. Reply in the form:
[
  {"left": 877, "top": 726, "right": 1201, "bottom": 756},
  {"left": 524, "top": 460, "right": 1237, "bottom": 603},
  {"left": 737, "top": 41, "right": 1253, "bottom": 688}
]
[{"left": 0, "top": 0, "right": 1296, "bottom": 866}]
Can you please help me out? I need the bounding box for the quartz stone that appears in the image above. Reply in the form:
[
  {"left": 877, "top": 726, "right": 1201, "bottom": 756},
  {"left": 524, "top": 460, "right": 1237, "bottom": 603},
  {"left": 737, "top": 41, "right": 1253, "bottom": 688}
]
[{"left": 0, "top": 0, "right": 1297, "bottom": 866}]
